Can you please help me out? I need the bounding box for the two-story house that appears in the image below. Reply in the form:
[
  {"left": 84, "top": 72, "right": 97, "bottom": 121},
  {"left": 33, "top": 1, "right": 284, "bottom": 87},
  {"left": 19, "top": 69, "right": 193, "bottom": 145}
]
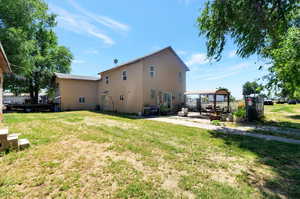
[{"left": 55, "top": 46, "right": 189, "bottom": 114}]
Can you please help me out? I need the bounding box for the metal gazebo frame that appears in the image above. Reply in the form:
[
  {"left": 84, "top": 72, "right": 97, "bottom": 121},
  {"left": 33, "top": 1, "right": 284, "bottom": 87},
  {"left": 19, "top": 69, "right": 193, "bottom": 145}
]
[{"left": 184, "top": 89, "right": 231, "bottom": 115}]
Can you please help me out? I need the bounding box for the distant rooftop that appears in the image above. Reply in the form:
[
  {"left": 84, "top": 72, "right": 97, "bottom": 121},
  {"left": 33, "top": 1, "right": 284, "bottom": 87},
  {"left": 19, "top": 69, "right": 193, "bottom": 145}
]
[{"left": 55, "top": 73, "right": 100, "bottom": 81}]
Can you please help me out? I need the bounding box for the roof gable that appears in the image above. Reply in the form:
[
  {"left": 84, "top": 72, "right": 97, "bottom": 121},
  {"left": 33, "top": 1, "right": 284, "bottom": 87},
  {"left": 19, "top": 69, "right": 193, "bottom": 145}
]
[{"left": 99, "top": 46, "right": 189, "bottom": 74}]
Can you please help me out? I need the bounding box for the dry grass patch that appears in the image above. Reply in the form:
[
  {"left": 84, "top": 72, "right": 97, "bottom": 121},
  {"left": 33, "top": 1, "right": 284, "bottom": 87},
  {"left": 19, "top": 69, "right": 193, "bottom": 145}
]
[
  {"left": 84, "top": 116, "right": 139, "bottom": 130},
  {"left": 0, "top": 138, "right": 118, "bottom": 198}
]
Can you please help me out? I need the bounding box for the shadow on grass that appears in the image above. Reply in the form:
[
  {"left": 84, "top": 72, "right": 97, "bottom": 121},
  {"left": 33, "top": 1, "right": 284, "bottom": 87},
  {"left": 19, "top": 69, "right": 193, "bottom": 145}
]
[
  {"left": 262, "top": 120, "right": 300, "bottom": 129},
  {"left": 90, "top": 110, "right": 167, "bottom": 120},
  {"left": 209, "top": 131, "right": 300, "bottom": 199},
  {"left": 288, "top": 115, "right": 300, "bottom": 120}
]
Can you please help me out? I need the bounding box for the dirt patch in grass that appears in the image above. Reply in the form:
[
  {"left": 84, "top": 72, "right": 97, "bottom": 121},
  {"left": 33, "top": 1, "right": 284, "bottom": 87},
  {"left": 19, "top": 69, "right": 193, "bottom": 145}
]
[
  {"left": 0, "top": 138, "right": 194, "bottom": 198},
  {"left": 203, "top": 151, "right": 277, "bottom": 189},
  {"left": 0, "top": 138, "right": 117, "bottom": 198},
  {"left": 162, "top": 175, "right": 195, "bottom": 199},
  {"left": 84, "top": 117, "right": 139, "bottom": 130},
  {"left": 105, "top": 147, "right": 195, "bottom": 198}
]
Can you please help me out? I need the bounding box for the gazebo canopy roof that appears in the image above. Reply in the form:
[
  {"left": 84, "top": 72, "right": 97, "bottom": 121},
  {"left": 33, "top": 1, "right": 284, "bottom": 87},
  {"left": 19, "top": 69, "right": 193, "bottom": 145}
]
[{"left": 185, "top": 89, "right": 230, "bottom": 95}]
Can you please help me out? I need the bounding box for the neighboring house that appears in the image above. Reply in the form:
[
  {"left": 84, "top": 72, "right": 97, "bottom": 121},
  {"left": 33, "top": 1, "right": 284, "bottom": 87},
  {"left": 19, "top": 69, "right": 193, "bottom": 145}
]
[
  {"left": 55, "top": 46, "right": 189, "bottom": 114},
  {"left": 0, "top": 43, "right": 12, "bottom": 119},
  {"left": 3, "top": 89, "right": 48, "bottom": 105}
]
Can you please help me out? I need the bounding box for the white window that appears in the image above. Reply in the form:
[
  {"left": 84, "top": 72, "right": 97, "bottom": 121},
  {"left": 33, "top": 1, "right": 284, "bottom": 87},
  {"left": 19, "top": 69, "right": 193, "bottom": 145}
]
[
  {"left": 149, "top": 66, "right": 155, "bottom": 78},
  {"left": 122, "top": 70, "right": 127, "bottom": 80},
  {"left": 79, "top": 97, "right": 85, "bottom": 103},
  {"left": 105, "top": 76, "right": 109, "bottom": 84}
]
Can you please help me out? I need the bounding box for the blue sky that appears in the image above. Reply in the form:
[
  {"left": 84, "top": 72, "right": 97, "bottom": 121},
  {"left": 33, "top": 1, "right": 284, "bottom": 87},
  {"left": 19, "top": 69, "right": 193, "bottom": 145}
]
[{"left": 47, "top": 0, "right": 267, "bottom": 99}]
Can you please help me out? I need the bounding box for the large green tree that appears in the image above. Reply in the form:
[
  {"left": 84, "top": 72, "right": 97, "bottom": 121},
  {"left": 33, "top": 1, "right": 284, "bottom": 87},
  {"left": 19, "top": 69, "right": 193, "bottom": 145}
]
[
  {"left": 197, "top": 0, "right": 299, "bottom": 98},
  {"left": 198, "top": 0, "right": 298, "bottom": 60},
  {"left": 265, "top": 27, "right": 300, "bottom": 98},
  {"left": 0, "top": 0, "right": 72, "bottom": 103},
  {"left": 242, "top": 81, "right": 263, "bottom": 97}
]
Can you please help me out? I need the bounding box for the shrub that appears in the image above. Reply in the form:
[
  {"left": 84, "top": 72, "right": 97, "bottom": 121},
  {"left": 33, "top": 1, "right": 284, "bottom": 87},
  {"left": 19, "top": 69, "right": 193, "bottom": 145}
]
[
  {"left": 211, "top": 120, "right": 221, "bottom": 126},
  {"left": 159, "top": 105, "right": 171, "bottom": 115},
  {"left": 233, "top": 107, "right": 246, "bottom": 118}
]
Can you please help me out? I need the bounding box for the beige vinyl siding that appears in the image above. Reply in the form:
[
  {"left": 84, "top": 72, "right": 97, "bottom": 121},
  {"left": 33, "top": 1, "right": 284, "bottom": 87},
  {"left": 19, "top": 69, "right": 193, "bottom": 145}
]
[
  {"left": 57, "top": 79, "right": 98, "bottom": 111},
  {"left": 98, "top": 61, "right": 144, "bottom": 114},
  {"left": 57, "top": 47, "right": 187, "bottom": 114},
  {"left": 142, "top": 49, "right": 186, "bottom": 109}
]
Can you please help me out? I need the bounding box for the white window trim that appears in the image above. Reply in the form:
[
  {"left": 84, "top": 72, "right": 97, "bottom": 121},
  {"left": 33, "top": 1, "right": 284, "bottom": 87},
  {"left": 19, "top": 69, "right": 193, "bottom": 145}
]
[
  {"left": 149, "top": 66, "right": 156, "bottom": 77},
  {"left": 105, "top": 76, "right": 109, "bottom": 84},
  {"left": 79, "top": 97, "right": 85, "bottom": 104},
  {"left": 122, "top": 70, "right": 127, "bottom": 80}
]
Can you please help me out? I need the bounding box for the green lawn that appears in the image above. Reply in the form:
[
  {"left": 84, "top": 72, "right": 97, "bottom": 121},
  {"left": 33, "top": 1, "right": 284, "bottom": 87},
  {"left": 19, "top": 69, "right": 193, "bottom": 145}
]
[
  {"left": 264, "top": 104, "right": 300, "bottom": 129},
  {"left": 0, "top": 111, "right": 300, "bottom": 198}
]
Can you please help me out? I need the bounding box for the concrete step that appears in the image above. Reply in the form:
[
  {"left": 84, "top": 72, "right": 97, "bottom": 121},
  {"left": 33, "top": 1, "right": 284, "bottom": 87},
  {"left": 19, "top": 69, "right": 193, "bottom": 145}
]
[
  {"left": 0, "top": 128, "right": 9, "bottom": 152},
  {"left": 0, "top": 128, "right": 8, "bottom": 139},
  {"left": 7, "top": 133, "right": 20, "bottom": 141},
  {"left": 18, "top": 139, "right": 30, "bottom": 150},
  {"left": 7, "top": 134, "right": 20, "bottom": 150}
]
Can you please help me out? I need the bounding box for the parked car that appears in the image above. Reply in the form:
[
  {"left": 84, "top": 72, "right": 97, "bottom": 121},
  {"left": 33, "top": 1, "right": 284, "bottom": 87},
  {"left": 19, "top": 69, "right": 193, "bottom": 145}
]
[
  {"left": 276, "top": 99, "right": 286, "bottom": 104},
  {"left": 288, "top": 99, "right": 297, "bottom": 105},
  {"left": 264, "top": 99, "right": 274, "bottom": 105}
]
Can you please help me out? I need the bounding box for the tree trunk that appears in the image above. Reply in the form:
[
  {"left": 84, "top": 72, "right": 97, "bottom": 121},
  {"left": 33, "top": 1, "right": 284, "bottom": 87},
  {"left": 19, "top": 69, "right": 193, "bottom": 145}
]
[
  {"left": 29, "top": 79, "right": 34, "bottom": 104},
  {"left": 32, "top": 71, "right": 40, "bottom": 104},
  {"left": 33, "top": 86, "right": 39, "bottom": 104},
  {"left": 28, "top": 76, "right": 39, "bottom": 104}
]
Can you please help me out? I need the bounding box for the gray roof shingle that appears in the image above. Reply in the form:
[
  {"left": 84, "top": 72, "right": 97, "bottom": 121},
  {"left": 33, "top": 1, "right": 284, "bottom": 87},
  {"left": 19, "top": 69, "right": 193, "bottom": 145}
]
[{"left": 55, "top": 73, "right": 100, "bottom": 81}]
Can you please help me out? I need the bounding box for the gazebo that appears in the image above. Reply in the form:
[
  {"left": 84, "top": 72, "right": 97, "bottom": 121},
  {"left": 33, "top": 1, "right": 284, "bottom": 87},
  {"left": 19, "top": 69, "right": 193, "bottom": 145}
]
[{"left": 184, "top": 89, "right": 231, "bottom": 115}]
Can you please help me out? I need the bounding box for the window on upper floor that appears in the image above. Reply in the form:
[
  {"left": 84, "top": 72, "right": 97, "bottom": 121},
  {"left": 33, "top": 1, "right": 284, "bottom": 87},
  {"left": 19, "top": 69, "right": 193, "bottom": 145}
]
[
  {"left": 105, "top": 76, "right": 109, "bottom": 84},
  {"left": 122, "top": 70, "right": 127, "bottom": 80},
  {"left": 149, "top": 66, "right": 155, "bottom": 78}
]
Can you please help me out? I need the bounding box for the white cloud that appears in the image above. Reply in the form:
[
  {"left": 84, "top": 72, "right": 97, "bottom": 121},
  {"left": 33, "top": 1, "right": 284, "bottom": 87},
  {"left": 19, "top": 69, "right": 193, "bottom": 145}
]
[
  {"left": 203, "top": 71, "right": 240, "bottom": 80},
  {"left": 178, "top": 0, "right": 196, "bottom": 5},
  {"left": 191, "top": 62, "right": 251, "bottom": 81},
  {"left": 186, "top": 53, "right": 209, "bottom": 66},
  {"left": 228, "top": 62, "right": 250, "bottom": 71},
  {"left": 84, "top": 50, "right": 99, "bottom": 55},
  {"left": 73, "top": 59, "right": 85, "bottom": 64},
  {"left": 228, "top": 50, "right": 236, "bottom": 58},
  {"left": 50, "top": 4, "right": 115, "bottom": 45},
  {"left": 177, "top": 50, "right": 188, "bottom": 56},
  {"left": 67, "top": 0, "right": 130, "bottom": 32}
]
